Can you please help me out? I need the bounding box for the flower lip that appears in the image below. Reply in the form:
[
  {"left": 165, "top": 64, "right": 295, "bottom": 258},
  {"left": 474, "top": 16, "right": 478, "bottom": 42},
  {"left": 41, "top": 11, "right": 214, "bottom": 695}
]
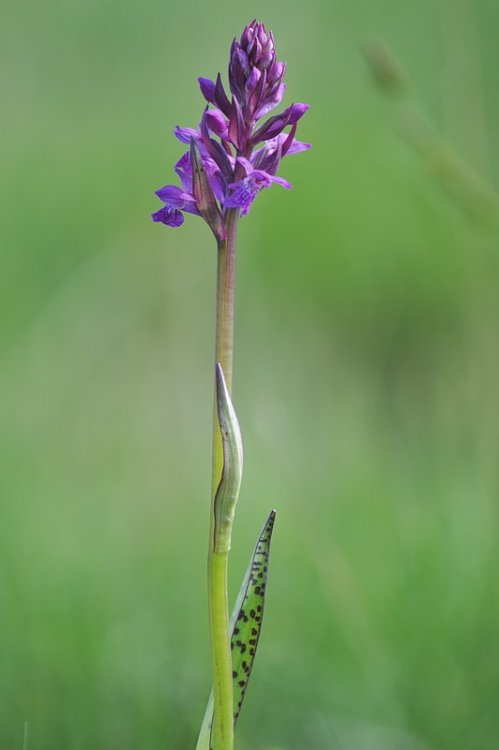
[{"left": 151, "top": 205, "right": 184, "bottom": 227}]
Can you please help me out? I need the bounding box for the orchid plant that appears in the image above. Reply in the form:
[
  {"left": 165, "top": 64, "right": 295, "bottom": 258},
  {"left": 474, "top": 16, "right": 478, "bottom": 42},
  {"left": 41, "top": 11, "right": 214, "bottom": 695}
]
[{"left": 151, "top": 21, "right": 310, "bottom": 750}]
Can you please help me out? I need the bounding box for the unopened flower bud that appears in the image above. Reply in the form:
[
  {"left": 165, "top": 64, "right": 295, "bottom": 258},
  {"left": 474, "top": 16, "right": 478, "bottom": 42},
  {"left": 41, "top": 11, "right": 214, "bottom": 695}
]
[{"left": 229, "top": 20, "right": 286, "bottom": 122}]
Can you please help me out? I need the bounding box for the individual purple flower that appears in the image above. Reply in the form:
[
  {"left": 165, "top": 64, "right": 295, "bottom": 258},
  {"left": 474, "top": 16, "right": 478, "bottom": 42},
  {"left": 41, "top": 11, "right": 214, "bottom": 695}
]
[
  {"left": 152, "top": 184, "right": 199, "bottom": 223},
  {"left": 225, "top": 158, "right": 291, "bottom": 215},
  {"left": 151, "top": 143, "right": 226, "bottom": 234},
  {"left": 151, "top": 19, "right": 310, "bottom": 237}
]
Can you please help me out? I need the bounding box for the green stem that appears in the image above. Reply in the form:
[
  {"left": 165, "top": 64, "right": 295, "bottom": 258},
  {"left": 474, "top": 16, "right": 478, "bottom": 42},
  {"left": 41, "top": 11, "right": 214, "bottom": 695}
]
[{"left": 209, "top": 209, "right": 239, "bottom": 750}]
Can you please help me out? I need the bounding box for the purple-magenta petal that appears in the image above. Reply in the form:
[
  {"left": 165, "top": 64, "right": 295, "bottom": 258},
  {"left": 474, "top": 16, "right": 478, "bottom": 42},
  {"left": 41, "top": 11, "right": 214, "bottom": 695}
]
[
  {"left": 252, "top": 137, "right": 282, "bottom": 174},
  {"left": 270, "top": 175, "right": 292, "bottom": 189},
  {"left": 257, "top": 25, "right": 268, "bottom": 45},
  {"left": 151, "top": 206, "right": 184, "bottom": 227},
  {"left": 198, "top": 77, "right": 216, "bottom": 103},
  {"left": 225, "top": 167, "right": 287, "bottom": 216},
  {"left": 254, "top": 82, "right": 286, "bottom": 118},
  {"left": 200, "top": 111, "right": 233, "bottom": 184},
  {"left": 209, "top": 171, "right": 226, "bottom": 204},
  {"left": 224, "top": 180, "right": 259, "bottom": 215},
  {"left": 254, "top": 37, "right": 262, "bottom": 63},
  {"left": 286, "top": 139, "right": 312, "bottom": 155},
  {"left": 252, "top": 117, "right": 286, "bottom": 142},
  {"left": 205, "top": 108, "right": 228, "bottom": 138},
  {"left": 214, "top": 73, "right": 233, "bottom": 118},
  {"left": 272, "top": 61, "right": 285, "bottom": 80},
  {"left": 235, "top": 156, "right": 254, "bottom": 175},
  {"left": 281, "top": 123, "right": 297, "bottom": 157},
  {"left": 255, "top": 132, "right": 311, "bottom": 160},
  {"left": 174, "top": 126, "right": 201, "bottom": 144},
  {"left": 251, "top": 101, "right": 310, "bottom": 143},
  {"left": 236, "top": 47, "right": 250, "bottom": 76},
  {"left": 228, "top": 97, "right": 246, "bottom": 150},
  {"left": 174, "top": 152, "right": 193, "bottom": 193},
  {"left": 287, "top": 102, "right": 310, "bottom": 123},
  {"left": 155, "top": 184, "right": 186, "bottom": 206},
  {"left": 182, "top": 203, "right": 201, "bottom": 216},
  {"left": 248, "top": 169, "right": 273, "bottom": 188},
  {"left": 245, "top": 66, "right": 261, "bottom": 94}
]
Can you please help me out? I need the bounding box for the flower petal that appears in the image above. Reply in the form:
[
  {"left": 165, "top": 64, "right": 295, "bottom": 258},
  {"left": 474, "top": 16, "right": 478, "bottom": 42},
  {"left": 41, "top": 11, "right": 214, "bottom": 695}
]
[
  {"left": 286, "top": 139, "right": 312, "bottom": 155},
  {"left": 209, "top": 171, "right": 226, "bottom": 204},
  {"left": 269, "top": 175, "right": 292, "bottom": 189},
  {"left": 215, "top": 73, "right": 233, "bottom": 118},
  {"left": 245, "top": 66, "right": 261, "bottom": 95},
  {"left": 174, "top": 152, "right": 194, "bottom": 193},
  {"left": 254, "top": 82, "right": 286, "bottom": 119},
  {"left": 198, "top": 77, "right": 216, "bottom": 103},
  {"left": 247, "top": 169, "right": 273, "bottom": 186},
  {"left": 174, "top": 126, "right": 201, "bottom": 144},
  {"left": 225, "top": 172, "right": 268, "bottom": 215},
  {"left": 251, "top": 102, "right": 310, "bottom": 143},
  {"left": 235, "top": 156, "right": 254, "bottom": 175},
  {"left": 151, "top": 206, "right": 184, "bottom": 227},
  {"left": 287, "top": 102, "right": 310, "bottom": 123},
  {"left": 200, "top": 111, "right": 233, "bottom": 184},
  {"left": 155, "top": 184, "right": 191, "bottom": 207},
  {"left": 224, "top": 183, "right": 258, "bottom": 215},
  {"left": 205, "top": 108, "right": 229, "bottom": 138}
]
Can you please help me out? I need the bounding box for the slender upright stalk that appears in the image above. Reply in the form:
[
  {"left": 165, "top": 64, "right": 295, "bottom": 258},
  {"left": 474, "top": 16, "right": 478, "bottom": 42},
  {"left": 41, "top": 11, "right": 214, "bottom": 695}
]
[
  {"left": 209, "top": 208, "right": 239, "bottom": 750},
  {"left": 150, "top": 22, "right": 310, "bottom": 749}
]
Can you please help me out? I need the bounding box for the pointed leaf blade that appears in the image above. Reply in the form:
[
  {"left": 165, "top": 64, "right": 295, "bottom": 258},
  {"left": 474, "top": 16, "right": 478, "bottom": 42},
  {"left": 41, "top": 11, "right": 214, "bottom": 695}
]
[{"left": 231, "top": 509, "right": 276, "bottom": 723}]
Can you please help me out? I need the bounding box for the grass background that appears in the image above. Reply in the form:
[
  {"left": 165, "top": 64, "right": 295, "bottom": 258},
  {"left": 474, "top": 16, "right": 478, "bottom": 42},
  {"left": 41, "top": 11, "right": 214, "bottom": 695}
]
[{"left": 1, "top": 0, "right": 499, "bottom": 748}]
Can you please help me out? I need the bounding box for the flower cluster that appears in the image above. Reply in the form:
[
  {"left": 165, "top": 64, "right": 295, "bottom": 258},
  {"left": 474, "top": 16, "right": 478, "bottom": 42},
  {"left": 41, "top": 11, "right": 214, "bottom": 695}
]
[{"left": 151, "top": 20, "right": 310, "bottom": 242}]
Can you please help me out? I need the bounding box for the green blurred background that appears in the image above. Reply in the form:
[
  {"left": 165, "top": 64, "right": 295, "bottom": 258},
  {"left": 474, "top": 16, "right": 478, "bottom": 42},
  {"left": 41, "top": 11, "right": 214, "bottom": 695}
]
[{"left": 1, "top": 0, "right": 499, "bottom": 748}]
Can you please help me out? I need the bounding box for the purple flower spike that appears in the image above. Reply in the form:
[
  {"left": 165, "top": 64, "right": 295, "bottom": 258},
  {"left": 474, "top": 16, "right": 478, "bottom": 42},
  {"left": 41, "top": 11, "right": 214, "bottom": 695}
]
[{"left": 152, "top": 20, "right": 309, "bottom": 233}]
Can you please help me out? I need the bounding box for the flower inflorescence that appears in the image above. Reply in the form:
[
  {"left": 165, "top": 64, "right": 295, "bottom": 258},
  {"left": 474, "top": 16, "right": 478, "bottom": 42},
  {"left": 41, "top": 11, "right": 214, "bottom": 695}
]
[{"left": 151, "top": 20, "right": 310, "bottom": 241}]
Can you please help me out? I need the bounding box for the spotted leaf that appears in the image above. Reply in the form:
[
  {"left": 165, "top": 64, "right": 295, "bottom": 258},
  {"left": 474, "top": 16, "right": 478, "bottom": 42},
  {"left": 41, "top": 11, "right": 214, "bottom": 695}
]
[{"left": 196, "top": 509, "right": 276, "bottom": 750}]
